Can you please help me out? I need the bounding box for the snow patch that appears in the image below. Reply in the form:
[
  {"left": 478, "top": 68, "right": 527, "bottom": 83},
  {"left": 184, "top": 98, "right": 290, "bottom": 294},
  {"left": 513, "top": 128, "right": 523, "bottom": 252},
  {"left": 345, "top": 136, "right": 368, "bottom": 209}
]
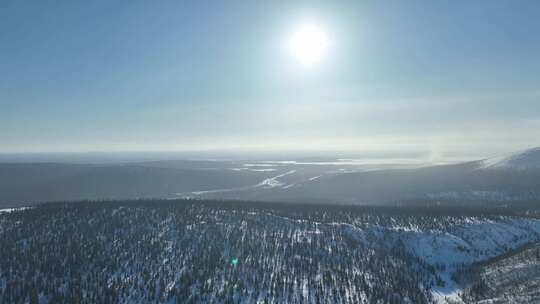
[{"left": 0, "top": 207, "right": 30, "bottom": 214}]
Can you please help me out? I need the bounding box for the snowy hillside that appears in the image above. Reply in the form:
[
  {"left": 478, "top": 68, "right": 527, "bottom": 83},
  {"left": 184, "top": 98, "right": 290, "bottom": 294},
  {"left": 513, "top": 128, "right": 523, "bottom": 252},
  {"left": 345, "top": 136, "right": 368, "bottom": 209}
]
[
  {"left": 461, "top": 243, "right": 540, "bottom": 303},
  {"left": 479, "top": 147, "right": 540, "bottom": 170},
  {"left": 1, "top": 200, "right": 540, "bottom": 304}
]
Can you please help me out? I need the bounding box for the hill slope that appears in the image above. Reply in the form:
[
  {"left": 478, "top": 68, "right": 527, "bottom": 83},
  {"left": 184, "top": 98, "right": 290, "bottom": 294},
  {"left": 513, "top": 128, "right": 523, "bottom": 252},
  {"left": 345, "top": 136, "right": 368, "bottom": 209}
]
[{"left": 479, "top": 147, "right": 540, "bottom": 170}]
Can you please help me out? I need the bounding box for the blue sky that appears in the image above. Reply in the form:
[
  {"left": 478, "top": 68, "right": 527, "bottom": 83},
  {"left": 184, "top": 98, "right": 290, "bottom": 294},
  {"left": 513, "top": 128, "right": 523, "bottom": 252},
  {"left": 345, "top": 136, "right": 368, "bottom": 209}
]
[{"left": 1, "top": 0, "right": 539, "bottom": 158}]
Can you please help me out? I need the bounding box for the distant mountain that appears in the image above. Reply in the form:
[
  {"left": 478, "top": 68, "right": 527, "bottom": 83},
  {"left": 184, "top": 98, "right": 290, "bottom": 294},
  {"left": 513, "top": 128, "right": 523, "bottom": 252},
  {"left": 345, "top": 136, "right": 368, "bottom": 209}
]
[
  {"left": 1, "top": 147, "right": 539, "bottom": 207},
  {"left": 478, "top": 147, "right": 540, "bottom": 170}
]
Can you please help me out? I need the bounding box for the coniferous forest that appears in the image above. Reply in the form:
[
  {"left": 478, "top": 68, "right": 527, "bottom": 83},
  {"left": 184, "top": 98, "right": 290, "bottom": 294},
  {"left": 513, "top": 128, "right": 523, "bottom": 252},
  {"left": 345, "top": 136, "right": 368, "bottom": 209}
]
[{"left": 1, "top": 199, "right": 540, "bottom": 303}]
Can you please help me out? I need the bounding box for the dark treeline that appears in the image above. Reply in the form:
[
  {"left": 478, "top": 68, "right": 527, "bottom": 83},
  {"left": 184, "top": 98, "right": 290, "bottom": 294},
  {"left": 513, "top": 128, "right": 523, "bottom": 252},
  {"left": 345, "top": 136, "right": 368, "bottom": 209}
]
[{"left": 32, "top": 197, "right": 540, "bottom": 219}]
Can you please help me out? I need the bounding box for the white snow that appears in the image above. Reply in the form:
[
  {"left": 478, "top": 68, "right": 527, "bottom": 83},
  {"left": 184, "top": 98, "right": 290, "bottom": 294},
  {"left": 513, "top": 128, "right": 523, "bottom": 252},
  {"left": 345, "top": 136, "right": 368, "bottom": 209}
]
[
  {"left": 256, "top": 170, "right": 296, "bottom": 188},
  {"left": 231, "top": 168, "right": 277, "bottom": 172},
  {"left": 0, "top": 207, "right": 29, "bottom": 214},
  {"left": 308, "top": 175, "right": 323, "bottom": 181}
]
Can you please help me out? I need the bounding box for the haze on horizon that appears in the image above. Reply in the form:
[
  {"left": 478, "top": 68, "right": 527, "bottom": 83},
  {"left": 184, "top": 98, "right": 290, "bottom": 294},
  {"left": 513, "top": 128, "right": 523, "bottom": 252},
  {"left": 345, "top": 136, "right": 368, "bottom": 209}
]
[{"left": 2, "top": 1, "right": 539, "bottom": 159}]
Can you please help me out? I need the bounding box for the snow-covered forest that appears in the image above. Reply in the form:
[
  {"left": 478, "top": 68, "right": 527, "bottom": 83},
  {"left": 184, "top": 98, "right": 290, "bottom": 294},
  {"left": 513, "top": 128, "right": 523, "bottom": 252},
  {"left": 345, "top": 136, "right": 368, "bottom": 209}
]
[{"left": 1, "top": 200, "right": 540, "bottom": 304}]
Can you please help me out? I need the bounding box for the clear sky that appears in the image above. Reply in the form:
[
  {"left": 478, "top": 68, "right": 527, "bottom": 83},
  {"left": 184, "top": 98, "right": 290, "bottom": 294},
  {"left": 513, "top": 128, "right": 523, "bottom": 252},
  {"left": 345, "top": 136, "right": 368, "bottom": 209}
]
[{"left": 1, "top": 0, "right": 539, "bottom": 158}]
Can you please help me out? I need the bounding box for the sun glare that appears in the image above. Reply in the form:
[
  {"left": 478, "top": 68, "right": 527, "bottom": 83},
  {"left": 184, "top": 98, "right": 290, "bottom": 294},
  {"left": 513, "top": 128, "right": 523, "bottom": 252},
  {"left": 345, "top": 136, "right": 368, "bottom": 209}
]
[{"left": 288, "top": 23, "right": 330, "bottom": 66}]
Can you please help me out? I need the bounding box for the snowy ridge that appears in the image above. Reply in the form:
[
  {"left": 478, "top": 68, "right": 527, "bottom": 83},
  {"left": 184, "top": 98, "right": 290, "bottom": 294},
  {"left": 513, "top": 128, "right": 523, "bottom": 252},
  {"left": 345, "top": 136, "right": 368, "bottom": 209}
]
[
  {"left": 479, "top": 147, "right": 540, "bottom": 170},
  {"left": 462, "top": 243, "right": 540, "bottom": 303}
]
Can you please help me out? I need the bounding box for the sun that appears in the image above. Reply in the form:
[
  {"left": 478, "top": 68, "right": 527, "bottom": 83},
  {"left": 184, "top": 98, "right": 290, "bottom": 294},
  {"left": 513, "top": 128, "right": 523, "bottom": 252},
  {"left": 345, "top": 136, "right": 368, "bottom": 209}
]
[{"left": 288, "top": 23, "right": 330, "bottom": 66}]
